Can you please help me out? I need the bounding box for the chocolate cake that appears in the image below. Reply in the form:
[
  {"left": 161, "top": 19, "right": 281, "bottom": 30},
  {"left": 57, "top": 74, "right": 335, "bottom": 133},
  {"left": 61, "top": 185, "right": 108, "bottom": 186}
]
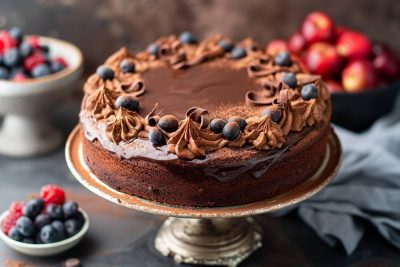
[{"left": 80, "top": 33, "right": 332, "bottom": 207}]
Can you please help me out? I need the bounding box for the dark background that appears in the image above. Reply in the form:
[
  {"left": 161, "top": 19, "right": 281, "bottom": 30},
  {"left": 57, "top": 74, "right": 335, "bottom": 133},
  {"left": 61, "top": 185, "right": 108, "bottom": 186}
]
[{"left": 0, "top": 0, "right": 399, "bottom": 75}]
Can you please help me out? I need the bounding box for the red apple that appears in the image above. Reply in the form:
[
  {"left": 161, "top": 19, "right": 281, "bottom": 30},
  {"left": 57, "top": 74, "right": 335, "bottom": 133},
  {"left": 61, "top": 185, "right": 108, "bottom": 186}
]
[
  {"left": 325, "top": 80, "right": 344, "bottom": 93},
  {"left": 288, "top": 32, "right": 306, "bottom": 53},
  {"left": 371, "top": 43, "right": 399, "bottom": 81},
  {"left": 373, "top": 53, "right": 399, "bottom": 81},
  {"left": 303, "top": 42, "right": 342, "bottom": 79},
  {"left": 301, "top": 11, "right": 336, "bottom": 45},
  {"left": 265, "top": 39, "right": 288, "bottom": 55},
  {"left": 336, "top": 31, "right": 372, "bottom": 60},
  {"left": 342, "top": 60, "right": 379, "bottom": 92}
]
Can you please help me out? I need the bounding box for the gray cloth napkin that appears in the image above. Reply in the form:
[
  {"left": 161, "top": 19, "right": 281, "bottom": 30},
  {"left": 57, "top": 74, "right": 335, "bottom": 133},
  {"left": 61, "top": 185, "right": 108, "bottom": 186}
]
[{"left": 275, "top": 94, "right": 400, "bottom": 255}]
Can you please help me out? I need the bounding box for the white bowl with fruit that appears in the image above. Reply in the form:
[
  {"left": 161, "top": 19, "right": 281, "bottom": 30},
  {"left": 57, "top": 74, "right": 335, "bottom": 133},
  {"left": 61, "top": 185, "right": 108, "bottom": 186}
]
[
  {"left": 0, "top": 27, "right": 83, "bottom": 157},
  {"left": 0, "top": 185, "right": 89, "bottom": 256},
  {"left": 266, "top": 11, "right": 400, "bottom": 131}
]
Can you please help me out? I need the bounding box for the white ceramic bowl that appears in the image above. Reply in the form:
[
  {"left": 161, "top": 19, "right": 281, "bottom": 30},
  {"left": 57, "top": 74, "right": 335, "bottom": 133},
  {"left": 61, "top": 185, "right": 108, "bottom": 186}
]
[
  {"left": 0, "top": 208, "right": 89, "bottom": 256},
  {"left": 0, "top": 36, "right": 83, "bottom": 157}
]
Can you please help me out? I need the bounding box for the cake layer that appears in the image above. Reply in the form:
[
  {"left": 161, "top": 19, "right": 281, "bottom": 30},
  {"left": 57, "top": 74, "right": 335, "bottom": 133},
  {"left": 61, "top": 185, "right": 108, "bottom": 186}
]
[{"left": 82, "top": 120, "right": 331, "bottom": 207}]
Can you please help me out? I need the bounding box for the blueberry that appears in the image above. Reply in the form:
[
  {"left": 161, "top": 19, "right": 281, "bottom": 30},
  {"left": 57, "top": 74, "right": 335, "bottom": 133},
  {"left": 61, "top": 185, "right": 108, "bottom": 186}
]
[
  {"left": 52, "top": 221, "right": 66, "bottom": 239},
  {"left": 222, "top": 122, "right": 241, "bottom": 141},
  {"left": 261, "top": 108, "right": 281, "bottom": 122},
  {"left": 210, "top": 118, "right": 227, "bottom": 134},
  {"left": 40, "top": 225, "right": 61, "bottom": 243},
  {"left": 51, "top": 62, "right": 66, "bottom": 73},
  {"left": 119, "top": 59, "right": 135, "bottom": 73},
  {"left": 16, "top": 216, "right": 35, "bottom": 237},
  {"left": 149, "top": 128, "right": 164, "bottom": 146},
  {"left": 179, "top": 31, "right": 197, "bottom": 44},
  {"left": 40, "top": 45, "right": 50, "bottom": 53},
  {"left": 115, "top": 95, "right": 140, "bottom": 112},
  {"left": 71, "top": 211, "right": 85, "bottom": 228},
  {"left": 0, "top": 67, "right": 10, "bottom": 80},
  {"left": 218, "top": 40, "right": 234, "bottom": 52},
  {"left": 280, "top": 72, "right": 297, "bottom": 88},
  {"left": 46, "top": 204, "right": 63, "bottom": 220},
  {"left": 19, "top": 42, "right": 33, "bottom": 58},
  {"left": 8, "top": 227, "right": 23, "bottom": 241},
  {"left": 147, "top": 43, "right": 159, "bottom": 56},
  {"left": 9, "top": 27, "right": 23, "bottom": 44},
  {"left": 96, "top": 65, "right": 114, "bottom": 80},
  {"left": 231, "top": 47, "right": 247, "bottom": 60},
  {"left": 35, "top": 232, "right": 44, "bottom": 244},
  {"left": 301, "top": 84, "right": 318, "bottom": 101},
  {"left": 228, "top": 117, "right": 246, "bottom": 131},
  {"left": 31, "top": 64, "right": 51, "bottom": 78},
  {"left": 64, "top": 219, "right": 81, "bottom": 237},
  {"left": 34, "top": 214, "right": 51, "bottom": 229},
  {"left": 62, "top": 201, "right": 79, "bottom": 218},
  {"left": 158, "top": 115, "right": 179, "bottom": 133},
  {"left": 274, "top": 51, "right": 292, "bottom": 67},
  {"left": 23, "top": 198, "right": 44, "bottom": 218},
  {"left": 3, "top": 48, "right": 21, "bottom": 68}
]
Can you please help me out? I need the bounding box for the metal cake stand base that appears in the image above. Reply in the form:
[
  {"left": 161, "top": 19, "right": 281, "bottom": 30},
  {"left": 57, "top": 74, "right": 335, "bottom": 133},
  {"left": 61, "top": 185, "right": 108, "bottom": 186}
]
[
  {"left": 155, "top": 217, "right": 262, "bottom": 267},
  {"left": 65, "top": 126, "right": 342, "bottom": 267}
]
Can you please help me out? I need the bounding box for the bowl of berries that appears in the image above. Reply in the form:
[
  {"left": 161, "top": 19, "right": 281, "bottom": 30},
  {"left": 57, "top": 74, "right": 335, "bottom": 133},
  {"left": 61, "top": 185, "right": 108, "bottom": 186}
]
[
  {"left": 0, "top": 27, "right": 83, "bottom": 157},
  {"left": 0, "top": 185, "right": 89, "bottom": 256},
  {"left": 266, "top": 11, "right": 400, "bottom": 131}
]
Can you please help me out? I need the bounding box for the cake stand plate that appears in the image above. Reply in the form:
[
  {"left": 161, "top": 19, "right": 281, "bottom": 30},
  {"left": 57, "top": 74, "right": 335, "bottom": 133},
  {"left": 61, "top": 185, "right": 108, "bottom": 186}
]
[{"left": 65, "top": 126, "right": 342, "bottom": 267}]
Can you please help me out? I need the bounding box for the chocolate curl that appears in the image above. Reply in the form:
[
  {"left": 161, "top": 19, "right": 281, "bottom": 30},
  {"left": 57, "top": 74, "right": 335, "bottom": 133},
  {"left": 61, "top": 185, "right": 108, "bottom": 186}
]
[
  {"left": 186, "top": 107, "right": 210, "bottom": 129},
  {"left": 296, "top": 74, "right": 321, "bottom": 86},
  {"left": 258, "top": 55, "right": 271, "bottom": 64},
  {"left": 145, "top": 103, "right": 161, "bottom": 127},
  {"left": 186, "top": 36, "right": 225, "bottom": 66},
  {"left": 123, "top": 79, "right": 145, "bottom": 97},
  {"left": 246, "top": 91, "right": 274, "bottom": 106},
  {"left": 245, "top": 81, "right": 284, "bottom": 107},
  {"left": 247, "top": 64, "right": 278, "bottom": 78}
]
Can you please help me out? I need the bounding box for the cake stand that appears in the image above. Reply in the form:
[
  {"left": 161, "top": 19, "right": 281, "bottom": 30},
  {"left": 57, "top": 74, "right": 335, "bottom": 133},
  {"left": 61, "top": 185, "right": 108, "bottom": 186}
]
[{"left": 65, "top": 126, "right": 342, "bottom": 267}]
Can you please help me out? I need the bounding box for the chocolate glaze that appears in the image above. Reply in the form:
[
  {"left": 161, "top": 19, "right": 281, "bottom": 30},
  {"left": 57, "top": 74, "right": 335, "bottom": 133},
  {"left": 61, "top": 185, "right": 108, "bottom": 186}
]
[{"left": 139, "top": 64, "right": 263, "bottom": 118}]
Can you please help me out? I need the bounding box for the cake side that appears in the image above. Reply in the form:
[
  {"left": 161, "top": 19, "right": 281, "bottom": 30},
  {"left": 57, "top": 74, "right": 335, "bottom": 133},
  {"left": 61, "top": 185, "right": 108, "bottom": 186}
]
[{"left": 82, "top": 117, "right": 331, "bottom": 207}]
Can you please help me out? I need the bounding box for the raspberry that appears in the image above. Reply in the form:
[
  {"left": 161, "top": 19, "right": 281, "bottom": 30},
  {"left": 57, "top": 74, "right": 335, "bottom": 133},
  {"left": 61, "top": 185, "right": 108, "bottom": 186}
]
[
  {"left": 12, "top": 72, "right": 28, "bottom": 82},
  {"left": 1, "top": 204, "right": 23, "bottom": 235},
  {"left": 9, "top": 201, "right": 24, "bottom": 214},
  {"left": 0, "top": 31, "right": 17, "bottom": 54},
  {"left": 26, "top": 35, "right": 40, "bottom": 49},
  {"left": 40, "top": 184, "right": 65, "bottom": 206},
  {"left": 23, "top": 52, "right": 46, "bottom": 72},
  {"left": 54, "top": 57, "right": 68, "bottom": 68}
]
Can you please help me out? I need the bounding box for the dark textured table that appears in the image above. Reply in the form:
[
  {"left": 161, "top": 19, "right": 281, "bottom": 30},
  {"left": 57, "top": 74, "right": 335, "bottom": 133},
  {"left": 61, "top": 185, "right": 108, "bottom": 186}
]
[{"left": 1, "top": 97, "right": 400, "bottom": 267}]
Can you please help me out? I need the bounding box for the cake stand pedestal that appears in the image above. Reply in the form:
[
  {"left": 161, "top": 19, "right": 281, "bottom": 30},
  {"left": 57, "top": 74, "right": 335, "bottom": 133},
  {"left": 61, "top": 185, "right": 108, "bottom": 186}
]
[{"left": 65, "top": 126, "right": 342, "bottom": 267}]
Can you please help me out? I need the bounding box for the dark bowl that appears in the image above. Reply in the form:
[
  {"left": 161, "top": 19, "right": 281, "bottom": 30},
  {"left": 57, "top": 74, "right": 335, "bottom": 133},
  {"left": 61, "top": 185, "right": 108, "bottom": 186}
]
[{"left": 331, "top": 81, "right": 400, "bottom": 132}]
